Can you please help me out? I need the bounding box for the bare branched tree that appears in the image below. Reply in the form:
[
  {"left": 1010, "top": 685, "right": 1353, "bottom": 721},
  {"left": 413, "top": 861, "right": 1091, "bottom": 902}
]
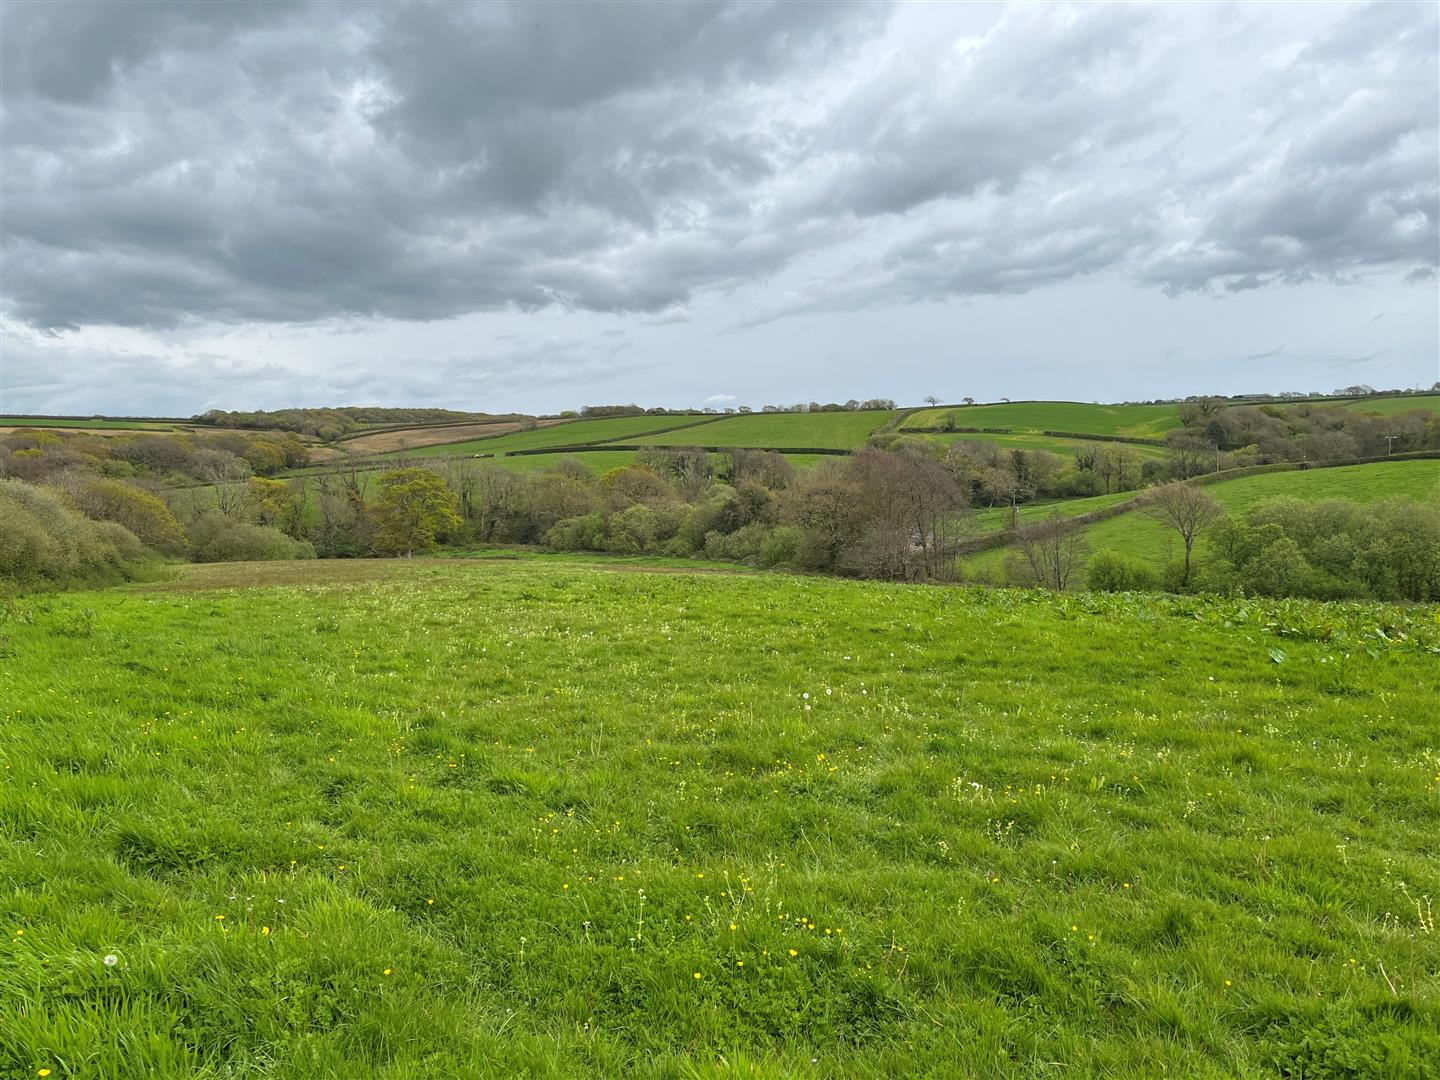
[
  {"left": 1015, "top": 514, "right": 1090, "bottom": 590},
  {"left": 1140, "top": 483, "right": 1224, "bottom": 585}
]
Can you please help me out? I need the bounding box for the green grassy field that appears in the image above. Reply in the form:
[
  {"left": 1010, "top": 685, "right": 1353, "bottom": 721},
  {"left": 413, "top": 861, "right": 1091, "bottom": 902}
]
[
  {"left": 970, "top": 491, "right": 1140, "bottom": 534},
  {"left": 1078, "top": 459, "right": 1438, "bottom": 565},
  {"left": 630, "top": 411, "right": 896, "bottom": 450},
  {"left": 373, "top": 416, "right": 716, "bottom": 459},
  {"left": 3, "top": 558, "right": 1437, "bottom": 1077},
  {"left": 922, "top": 431, "right": 1171, "bottom": 461},
  {"left": 1337, "top": 394, "right": 1440, "bottom": 417},
  {"left": 963, "top": 460, "right": 1439, "bottom": 579},
  {"left": 900, "top": 402, "right": 1181, "bottom": 439},
  {"left": 1, "top": 417, "right": 181, "bottom": 431}
]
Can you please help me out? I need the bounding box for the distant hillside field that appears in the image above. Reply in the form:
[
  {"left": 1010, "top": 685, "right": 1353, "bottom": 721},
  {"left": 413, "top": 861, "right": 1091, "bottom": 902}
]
[
  {"left": 900, "top": 401, "right": 1181, "bottom": 439},
  {"left": 921, "top": 430, "right": 1171, "bottom": 461},
  {"left": 340, "top": 419, "right": 569, "bottom": 454},
  {"left": 629, "top": 410, "right": 896, "bottom": 450},
  {"left": 373, "top": 415, "right": 714, "bottom": 458},
  {"left": 1082, "top": 458, "right": 1437, "bottom": 561},
  {"left": 1337, "top": 394, "right": 1440, "bottom": 417},
  {"left": 961, "top": 459, "right": 1438, "bottom": 576},
  {"left": 0, "top": 417, "right": 183, "bottom": 431}
]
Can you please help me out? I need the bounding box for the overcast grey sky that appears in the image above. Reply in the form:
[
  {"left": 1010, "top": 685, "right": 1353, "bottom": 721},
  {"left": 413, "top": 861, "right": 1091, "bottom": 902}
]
[{"left": 2, "top": 0, "right": 1436, "bottom": 416}]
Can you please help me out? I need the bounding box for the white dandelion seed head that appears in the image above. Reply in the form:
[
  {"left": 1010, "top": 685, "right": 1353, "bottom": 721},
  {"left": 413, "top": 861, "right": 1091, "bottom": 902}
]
[{"left": 103, "top": 954, "right": 118, "bottom": 967}]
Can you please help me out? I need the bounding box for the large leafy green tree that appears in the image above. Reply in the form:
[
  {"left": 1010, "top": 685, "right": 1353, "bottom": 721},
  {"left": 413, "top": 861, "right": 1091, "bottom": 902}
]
[{"left": 373, "top": 469, "right": 460, "bottom": 557}]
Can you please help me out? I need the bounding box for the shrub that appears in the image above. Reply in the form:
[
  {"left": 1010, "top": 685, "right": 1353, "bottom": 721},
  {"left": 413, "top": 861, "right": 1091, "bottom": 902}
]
[
  {"left": 61, "top": 475, "right": 188, "bottom": 555},
  {"left": 0, "top": 480, "right": 155, "bottom": 589},
  {"left": 187, "top": 512, "right": 316, "bottom": 562},
  {"left": 1085, "top": 550, "right": 1159, "bottom": 592}
]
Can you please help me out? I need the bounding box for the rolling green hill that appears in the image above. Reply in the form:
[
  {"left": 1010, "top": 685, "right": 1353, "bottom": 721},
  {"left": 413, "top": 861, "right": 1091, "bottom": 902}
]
[
  {"left": 901, "top": 401, "right": 1181, "bottom": 439},
  {"left": 628, "top": 410, "right": 896, "bottom": 450}
]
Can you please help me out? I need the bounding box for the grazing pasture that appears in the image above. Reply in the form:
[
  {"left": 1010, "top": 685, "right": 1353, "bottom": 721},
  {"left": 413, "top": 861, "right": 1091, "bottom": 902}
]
[
  {"left": 1337, "top": 394, "right": 1440, "bottom": 417},
  {"left": 630, "top": 410, "right": 897, "bottom": 450},
  {"left": 921, "top": 431, "right": 1171, "bottom": 461},
  {"left": 900, "top": 402, "right": 1181, "bottom": 440},
  {"left": 3, "top": 559, "right": 1436, "bottom": 1077}
]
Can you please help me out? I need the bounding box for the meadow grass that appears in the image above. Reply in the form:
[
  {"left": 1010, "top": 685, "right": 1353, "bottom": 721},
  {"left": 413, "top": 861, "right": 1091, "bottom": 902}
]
[
  {"left": 2, "top": 558, "right": 1437, "bottom": 1078},
  {"left": 628, "top": 411, "right": 897, "bottom": 450},
  {"left": 900, "top": 402, "right": 1181, "bottom": 439}
]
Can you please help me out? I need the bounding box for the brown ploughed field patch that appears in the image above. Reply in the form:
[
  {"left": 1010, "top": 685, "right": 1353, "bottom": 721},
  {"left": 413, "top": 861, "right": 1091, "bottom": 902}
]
[{"left": 341, "top": 418, "right": 569, "bottom": 453}]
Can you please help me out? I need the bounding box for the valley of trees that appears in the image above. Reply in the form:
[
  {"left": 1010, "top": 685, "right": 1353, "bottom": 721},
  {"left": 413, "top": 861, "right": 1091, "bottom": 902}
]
[{"left": 3, "top": 398, "right": 1438, "bottom": 600}]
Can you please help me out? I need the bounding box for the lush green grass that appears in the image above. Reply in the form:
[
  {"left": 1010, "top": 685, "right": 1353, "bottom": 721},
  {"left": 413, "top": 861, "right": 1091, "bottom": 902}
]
[
  {"left": 901, "top": 402, "right": 1181, "bottom": 439},
  {"left": 922, "top": 431, "right": 1170, "bottom": 461},
  {"left": 0, "top": 417, "right": 180, "bottom": 431},
  {"left": 3, "top": 558, "right": 1437, "bottom": 1077},
  {"left": 630, "top": 411, "right": 896, "bottom": 450},
  {"left": 1337, "top": 394, "right": 1440, "bottom": 417},
  {"left": 1078, "top": 459, "right": 1438, "bottom": 565},
  {"left": 375, "top": 416, "right": 715, "bottom": 458},
  {"left": 970, "top": 491, "right": 1139, "bottom": 534}
]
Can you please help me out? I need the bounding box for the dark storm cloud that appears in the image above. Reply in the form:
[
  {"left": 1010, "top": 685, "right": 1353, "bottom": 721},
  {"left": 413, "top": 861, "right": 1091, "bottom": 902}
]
[{"left": 1, "top": 0, "right": 1435, "bottom": 335}]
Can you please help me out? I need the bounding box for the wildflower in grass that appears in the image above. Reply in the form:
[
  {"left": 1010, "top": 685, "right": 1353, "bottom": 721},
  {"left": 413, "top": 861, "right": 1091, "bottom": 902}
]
[
  {"left": 261, "top": 926, "right": 270, "bottom": 935},
  {"left": 38, "top": 1070, "right": 51, "bottom": 1077},
  {"left": 693, "top": 971, "right": 702, "bottom": 979},
  {"left": 788, "top": 949, "right": 798, "bottom": 956},
  {"left": 215, "top": 915, "right": 224, "bottom": 921},
  {"left": 103, "top": 954, "right": 118, "bottom": 967},
  {"left": 384, "top": 968, "right": 392, "bottom": 976}
]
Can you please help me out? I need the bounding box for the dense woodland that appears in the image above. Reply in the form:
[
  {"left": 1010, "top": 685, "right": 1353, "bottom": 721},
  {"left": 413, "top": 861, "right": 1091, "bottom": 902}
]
[{"left": 3, "top": 398, "right": 1438, "bottom": 599}]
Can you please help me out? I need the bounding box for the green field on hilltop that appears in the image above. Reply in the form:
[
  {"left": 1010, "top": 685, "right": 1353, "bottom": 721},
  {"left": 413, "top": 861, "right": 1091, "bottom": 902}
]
[
  {"left": 901, "top": 402, "right": 1181, "bottom": 439},
  {"left": 3, "top": 558, "right": 1436, "bottom": 1078},
  {"left": 375, "top": 415, "right": 715, "bottom": 458},
  {"left": 1, "top": 417, "right": 181, "bottom": 431},
  {"left": 1337, "top": 394, "right": 1440, "bottom": 417},
  {"left": 630, "top": 410, "right": 896, "bottom": 450}
]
